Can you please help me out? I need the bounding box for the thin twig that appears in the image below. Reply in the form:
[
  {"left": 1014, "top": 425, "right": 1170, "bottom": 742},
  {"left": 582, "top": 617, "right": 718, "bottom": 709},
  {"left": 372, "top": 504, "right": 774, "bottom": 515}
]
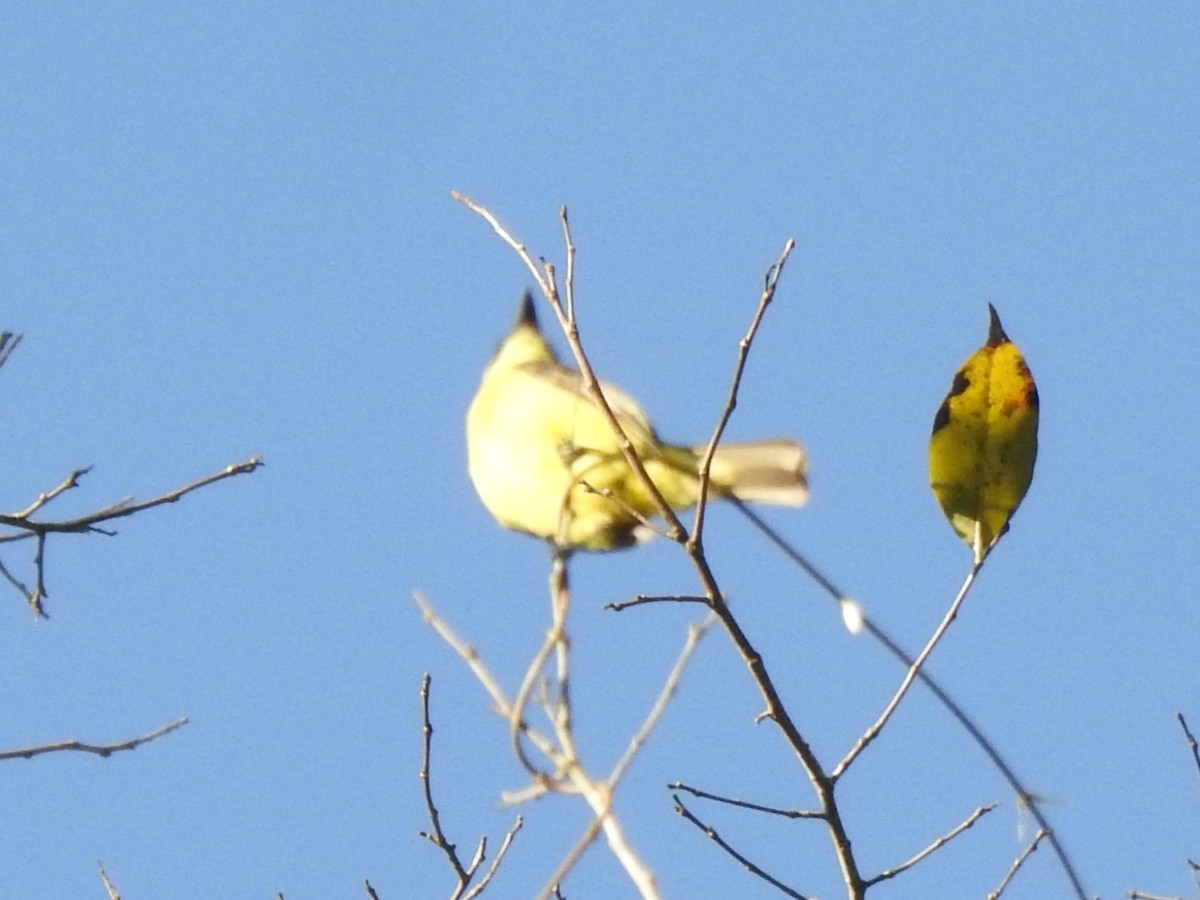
[
  {"left": 673, "top": 794, "right": 810, "bottom": 899},
  {"left": 412, "top": 593, "right": 560, "bottom": 766},
  {"left": 417, "top": 592, "right": 656, "bottom": 897},
  {"left": 538, "top": 815, "right": 606, "bottom": 900},
  {"left": 454, "top": 191, "right": 688, "bottom": 548},
  {"left": 1178, "top": 713, "right": 1200, "bottom": 777},
  {"left": 418, "top": 674, "right": 471, "bottom": 887},
  {"left": 8, "top": 467, "right": 93, "bottom": 519},
  {"left": 0, "top": 717, "right": 188, "bottom": 761},
  {"left": 732, "top": 495, "right": 1090, "bottom": 900},
  {"left": 604, "top": 595, "right": 708, "bottom": 612},
  {"left": 0, "top": 332, "right": 24, "bottom": 371},
  {"left": 0, "top": 457, "right": 264, "bottom": 533},
  {"left": 463, "top": 817, "right": 523, "bottom": 900},
  {"left": 668, "top": 782, "right": 823, "bottom": 820},
  {"left": 538, "top": 617, "right": 715, "bottom": 897},
  {"left": 364, "top": 879, "right": 381, "bottom": 899},
  {"left": 612, "top": 615, "right": 715, "bottom": 787},
  {"left": 98, "top": 861, "right": 121, "bottom": 900},
  {"left": 0, "top": 456, "right": 263, "bottom": 617},
  {"left": 451, "top": 192, "right": 554, "bottom": 300},
  {"left": 988, "top": 828, "right": 1049, "bottom": 899},
  {"left": 867, "top": 803, "right": 997, "bottom": 886},
  {"left": 834, "top": 560, "right": 983, "bottom": 779},
  {"left": 689, "top": 239, "right": 796, "bottom": 551}
]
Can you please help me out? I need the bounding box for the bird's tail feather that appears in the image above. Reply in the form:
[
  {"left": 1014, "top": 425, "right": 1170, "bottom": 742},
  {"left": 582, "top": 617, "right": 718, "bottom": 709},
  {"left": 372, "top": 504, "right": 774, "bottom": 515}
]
[{"left": 699, "top": 439, "right": 809, "bottom": 507}]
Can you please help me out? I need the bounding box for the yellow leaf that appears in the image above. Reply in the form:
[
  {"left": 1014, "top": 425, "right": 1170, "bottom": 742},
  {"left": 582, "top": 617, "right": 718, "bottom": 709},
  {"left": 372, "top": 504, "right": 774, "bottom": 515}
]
[{"left": 929, "top": 305, "right": 1039, "bottom": 563}]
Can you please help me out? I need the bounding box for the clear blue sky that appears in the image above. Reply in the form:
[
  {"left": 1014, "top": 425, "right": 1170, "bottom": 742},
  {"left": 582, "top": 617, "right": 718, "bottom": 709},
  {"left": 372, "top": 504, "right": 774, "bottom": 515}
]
[{"left": 2, "top": 3, "right": 1198, "bottom": 898}]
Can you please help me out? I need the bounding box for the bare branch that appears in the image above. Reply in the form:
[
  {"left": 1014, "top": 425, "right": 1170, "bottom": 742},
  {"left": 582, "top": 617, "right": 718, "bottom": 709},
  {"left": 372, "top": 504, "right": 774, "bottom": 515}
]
[
  {"left": 612, "top": 615, "right": 715, "bottom": 788},
  {"left": 0, "top": 456, "right": 264, "bottom": 617},
  {"left": 604, "top": 595, "right": 708, "bottom": 612},
  {"left": 673, "top": 794, "right": 810, "bottom": 900},
  {"left": 0, "top": 456, "right": 264, "bottom": 534},
  {"left": 0, "top": 717, "right": 188, "bottom": 761},
  {"left": 463, "top": 817, "right": 523, "bottom": 900},
  {"left": 1178, "top": 713, "right": 1200, "bottom": 778},
  {"left": 418, "top": 673, "right": 524, "bottom": 899},
  {"left": 867, "top": 803, "right": 997, "bottom": 886},
  {"left": 667, "top": 782, "right": 823, "bottom": 820},
  {"left": 0, "top": 332, "right": 24, "bottom": 372},
  {"left": 7, "top": 467, "right": 94, "bottom": 520},
  {"left": 988, "top": 828, "right": 1049, "bottom": 899},
  {"left": 418, "top": 674, "right": 471, "bottom": 887},
  {"left": 689, "top": 238, "right": 796, "bottom": 550},
  {"left": 97, "top": 861, "right": 122, "bottom": 900},
  {"left": 834, "top": 560, "right": 984, "bottom": 779}
]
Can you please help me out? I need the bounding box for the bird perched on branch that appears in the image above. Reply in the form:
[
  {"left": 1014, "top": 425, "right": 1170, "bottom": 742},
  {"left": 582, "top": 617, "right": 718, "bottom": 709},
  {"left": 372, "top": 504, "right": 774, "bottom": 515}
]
[{"left": 466, "top": 291, "right": 809, "bottom": 551}]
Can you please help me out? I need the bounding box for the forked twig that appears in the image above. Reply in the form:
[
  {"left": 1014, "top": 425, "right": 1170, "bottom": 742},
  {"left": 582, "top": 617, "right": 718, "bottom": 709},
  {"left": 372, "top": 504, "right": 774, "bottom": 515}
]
[
  {"left": 418, "top": 673, "right": 523, "bottom": 899},
  {"left": 535, "top": 616, "right": 713, "bottom": 899},
  {"left": 732, "top": 500, "right": 1089, "bottom": 899},
  {"left": 673, "top": 794, "right": 810, "bottom": 899},
  {"left": 0, "top": 457, "right": 264, "bottom": 617}
]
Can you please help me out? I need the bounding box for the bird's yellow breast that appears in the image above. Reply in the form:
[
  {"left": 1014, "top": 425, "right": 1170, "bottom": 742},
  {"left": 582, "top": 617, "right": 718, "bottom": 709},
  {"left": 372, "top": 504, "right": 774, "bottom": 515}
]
[{"left": 466, "top": 324, "right": 695, "bottom": 550}]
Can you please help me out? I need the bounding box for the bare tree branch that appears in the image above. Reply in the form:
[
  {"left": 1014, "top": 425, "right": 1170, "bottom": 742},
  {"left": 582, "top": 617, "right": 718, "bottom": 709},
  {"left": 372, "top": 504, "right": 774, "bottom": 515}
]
[
  {"left": 97, "top": 861, "right": 121, "bottom": 900},
  {"left": 667, "top": 782, "right": 823, "bottom": 820},
  {"left": 867, "top": 804, "right": 997, "bottom": 886},
  {"left": 834, "top": 560, "right": 984, "bottom": 779},
  {"left": 0, "top": 456, "right": 264, "bottom": 617},
  {"left": 731, "top": 499, "right": 1090, "bottom": 899},
  {"left": 605, "top": 595, "right": 708, "bottom": 612},
  {"left": 988, "top": 828, "right": 1049, "bottom": 899},
  {"left": 418, "top": 673, "right": 523, "bottom": 899},
  {"left": 673, "top": 793, "right": 810, "bottom": 899},
  {"left": 0, "top": 717, "right": 188, "bottom": 761},
  {"left": 1178, "top": 713, "right": 1200, "bottom": 778},
  {"left": 463, "top": 817, "right": 524, "bottom": 900},
  {"left": 0, "top": 332, "right": 24, "bottom": 372}
]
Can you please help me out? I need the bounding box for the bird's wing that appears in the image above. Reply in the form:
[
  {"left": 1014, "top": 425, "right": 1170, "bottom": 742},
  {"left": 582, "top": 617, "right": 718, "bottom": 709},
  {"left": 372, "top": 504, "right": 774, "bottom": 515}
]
[{"left": 521, "top": 359, "right": 659, "bottom": 445}]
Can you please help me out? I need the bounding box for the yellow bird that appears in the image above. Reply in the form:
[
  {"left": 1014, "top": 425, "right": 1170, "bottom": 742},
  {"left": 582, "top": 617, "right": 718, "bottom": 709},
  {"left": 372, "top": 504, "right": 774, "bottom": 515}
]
[
  {"left": 929, "top": 304, "right": 1039, "bottom": 563},
  {"left": 466, "top": 292, "right": 809, "bottom": 551}
]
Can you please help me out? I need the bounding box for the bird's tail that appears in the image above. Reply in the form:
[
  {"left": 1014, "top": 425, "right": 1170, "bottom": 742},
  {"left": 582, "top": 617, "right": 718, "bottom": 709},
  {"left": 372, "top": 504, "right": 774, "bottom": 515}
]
[{"left": 697, "top": 439, "right": 809, "bottom": 507}]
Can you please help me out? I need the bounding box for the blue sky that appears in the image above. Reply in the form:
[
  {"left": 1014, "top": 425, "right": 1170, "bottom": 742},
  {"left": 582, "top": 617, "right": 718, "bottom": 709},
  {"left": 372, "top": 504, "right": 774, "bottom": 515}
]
[{"left": 2, "top": 3, "right": 1198, "bottom": 898}]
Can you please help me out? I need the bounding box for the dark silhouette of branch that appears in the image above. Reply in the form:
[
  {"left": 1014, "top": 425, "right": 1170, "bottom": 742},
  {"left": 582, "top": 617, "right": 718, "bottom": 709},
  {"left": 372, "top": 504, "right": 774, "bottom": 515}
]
[
  {"left": 1179, "top": 713, "right": 1200, "bottom": 778},
  {"left": 0, "top": 332, "right": 23, "bottom": 372},
  {"left": 418, "top": 673, "right": 522, "bottom": 899},
  {"left": 605, "top": 595, "right": 708, "bottom": 612},
  {"left": 668, "top": 782, "right": 823, "bottom": 820},
  {"left": 733, "top": 499, "right": 1089, "bottom": 899},
  {"left": 0, "top": 717, "right": 188, "bottom": 761},
  {"left": 0, "top": 456, "right": 264, "bottom": 617},
  {"left": 673, "top": 793, "right": 810, "bottom": 899}
]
